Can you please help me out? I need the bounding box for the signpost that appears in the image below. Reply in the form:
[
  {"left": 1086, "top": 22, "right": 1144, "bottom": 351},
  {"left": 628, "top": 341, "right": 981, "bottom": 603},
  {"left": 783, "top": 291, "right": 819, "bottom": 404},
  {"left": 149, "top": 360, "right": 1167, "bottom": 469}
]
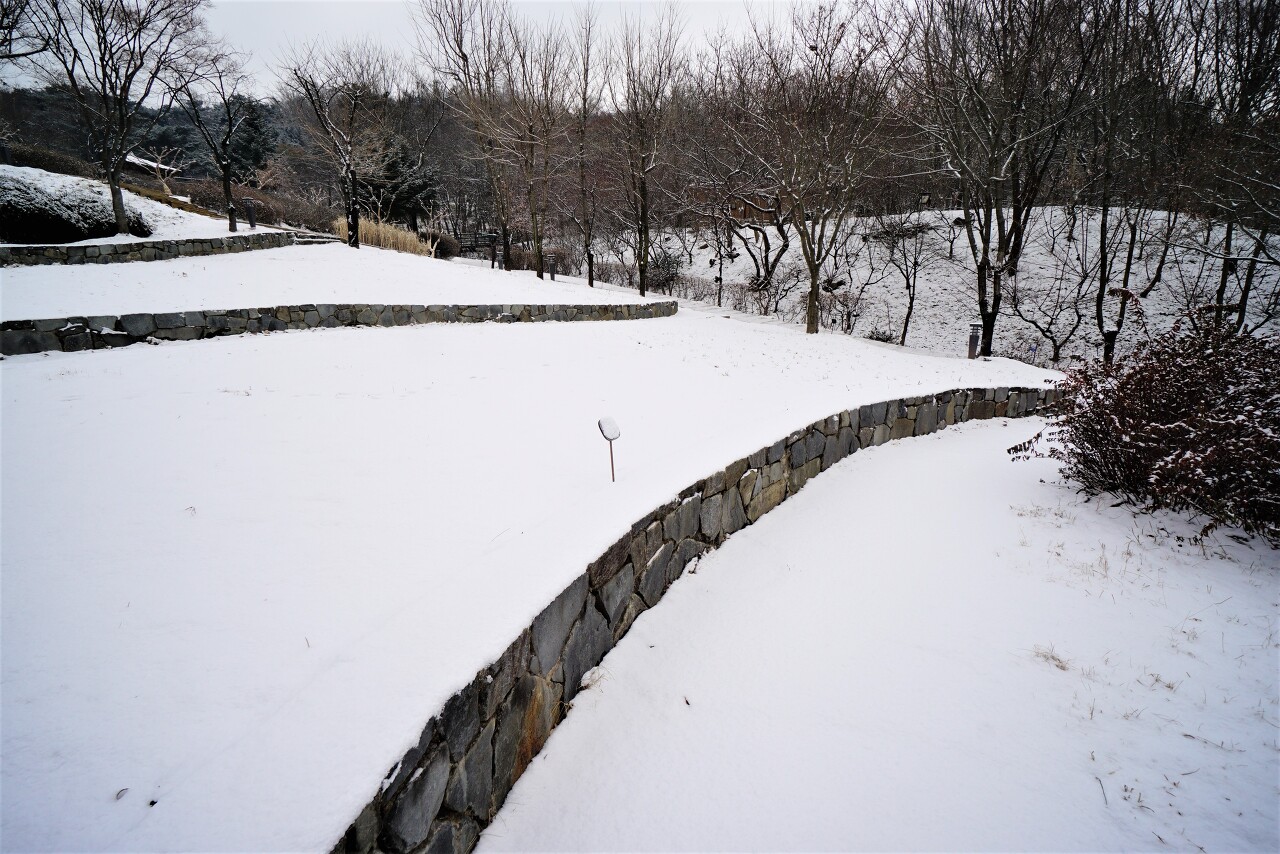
[{"left": 598, "top": 417, "right": 620, "bottom": 482}]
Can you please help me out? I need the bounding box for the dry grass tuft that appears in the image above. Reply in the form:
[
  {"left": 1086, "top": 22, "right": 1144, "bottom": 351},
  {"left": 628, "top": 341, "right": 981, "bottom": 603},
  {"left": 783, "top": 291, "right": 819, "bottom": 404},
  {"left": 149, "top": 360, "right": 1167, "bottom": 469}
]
[
  {"left": 1033, "top": 644, "right": 1072, "bottom": 671},
  {"left": 334, "top": 218, "right": 438, "bottom": 257}
]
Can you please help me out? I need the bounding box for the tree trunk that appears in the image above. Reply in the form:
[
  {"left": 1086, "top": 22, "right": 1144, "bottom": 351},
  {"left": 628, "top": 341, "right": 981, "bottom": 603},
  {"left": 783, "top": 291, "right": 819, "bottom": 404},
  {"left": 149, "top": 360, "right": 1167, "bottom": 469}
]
[
  {"left": 636, "top": 175, "right": 649, "bottom": 297},
  {"left": 1214, "top": 220, "right": 1235, "bottom": 327},
  {"left": 805, "top": 266, "right": 820, "bottom": 334},
  {"left": 221, "top": 164, "right": 238, "bottom": 233},
  {"left": 1102, "top": 329, "right": 1119, "bottom": 364},
  {"left": 586, "top": 248, "right": 594, "bottom": 287},
  {"left": 899, "top": 278, "right": 915, "bottom": 346},
  {"left": 346, "top": 170, "right": 360, "bottom": 249},
  {"left": 109, "top": 169, "right": 129, "bottom": 235},
  {"left": 976, "top": 262, "right": 998, "bottom": 356}
]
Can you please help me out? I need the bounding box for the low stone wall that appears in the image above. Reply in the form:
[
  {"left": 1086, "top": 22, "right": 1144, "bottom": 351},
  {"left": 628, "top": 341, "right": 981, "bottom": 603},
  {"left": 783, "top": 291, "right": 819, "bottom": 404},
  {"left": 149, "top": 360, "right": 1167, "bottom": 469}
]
[
  {"left": 0, "top": 301, "right": 679, "bottom": 355},
  {"left": 0, "top": 231, "right": 293, "bottom": 266},
  {"left": 334, "top": 384, "right": 1058, "bottom": 854}
]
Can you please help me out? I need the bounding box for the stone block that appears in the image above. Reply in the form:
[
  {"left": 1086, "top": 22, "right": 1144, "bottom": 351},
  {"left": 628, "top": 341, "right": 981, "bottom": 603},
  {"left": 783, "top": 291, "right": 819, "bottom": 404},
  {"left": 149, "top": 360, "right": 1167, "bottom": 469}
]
[
  {"left": 640, "top": 542, "right": 674, "bottom": 607},
  {"left": 445, "top": 719, "right": 495, "bottom": 819},
  {"left": 587, "top": 534, "right": 630, "bottom": 590},
  {"left": 2, "top": 329, "right": 60, "bottom": 355},
  {"left": 746, "top": 479, "right": 786, "bottom": 523},
  {"left": 530, "top": 575, "right": 587, "bottom": 677},
  {"left": 493, "top": 675, "right": 559, "bottom": 808},
  {"left": 154, "top": 312, "right": 184, "bottom": 329},
  {"left": 441, "top": 679, "right": 481, "bottom": 761},
  {"left": 721, "top": 487, "right": 747, "bottom": 536},
  {"left": 969, "top": 399, "right": 996, "bottom": 420},
  {"left": 562, "top": 604, "right": 613, "bottom": 703},
  {"left": 152, "top": 327, "right": 202, "bottom": 341},
  {"left": 383, "top": 745, "right": 449, "bottom": 853},
  {"left": 915, "top": 401, "right": 938, "bottom": 436},
  {"left": 482, "top": 631, "right": 530, "bottom": 721},
  {"left": 61, "top": 331, "right": 92, "bottom": 352},
  {"left": 32, "top": 318, "right": 66, "bottom": 332},
  {"left": 699, "top": 493, "right": 723, "bottom": 540},
  {"left": 725, "top": 457, "right": 749, "bottom": 488},
  {"left": 383, "top": 718, "right": 437, "bottom": 804},
  {"left": 184, "top": 311, "right": 206, "bottom": 327},
  {"left": 872, "top": 424, "right": 891, "bottom": 446},
  {"left": 891, "top": 418, "right": 915, "bottom": 440},
  {"left": 599, "top": 563, "right": 635, "bottom": 631}
]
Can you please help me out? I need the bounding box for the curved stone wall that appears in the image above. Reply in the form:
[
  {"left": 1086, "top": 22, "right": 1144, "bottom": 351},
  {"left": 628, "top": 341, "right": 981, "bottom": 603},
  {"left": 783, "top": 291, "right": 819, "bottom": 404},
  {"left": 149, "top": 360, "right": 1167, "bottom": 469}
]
[
  {"left": 0, "top": 231, "right": 294, "bottom": 266},
  {"left": 333, "top": 384, "right": 1058, "bottom": 854},
  {"left": 0, "top": 300, "right": 679, "bottom": 356}
]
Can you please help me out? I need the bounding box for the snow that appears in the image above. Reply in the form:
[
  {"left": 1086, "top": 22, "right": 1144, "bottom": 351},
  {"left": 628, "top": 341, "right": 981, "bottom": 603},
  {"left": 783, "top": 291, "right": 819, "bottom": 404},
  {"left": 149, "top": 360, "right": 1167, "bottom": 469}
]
[
  {"left": 1, "top": 263, "right": 1055, "bottom": 852},
  {"left": 0, "top": 243, "right": 664, "bottom": 321},
  {"left": 478, "top": 419, "right": 1279, "bottom": 853},
  {"left": 0, "top": 165, "right": 278, "bottom": 247}
]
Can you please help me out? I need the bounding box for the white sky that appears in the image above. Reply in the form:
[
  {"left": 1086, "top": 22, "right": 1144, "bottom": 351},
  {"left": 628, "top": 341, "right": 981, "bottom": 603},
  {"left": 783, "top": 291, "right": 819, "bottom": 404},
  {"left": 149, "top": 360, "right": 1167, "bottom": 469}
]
[{"left": 206, "top": 0, "right": 774, "bottom": 91}]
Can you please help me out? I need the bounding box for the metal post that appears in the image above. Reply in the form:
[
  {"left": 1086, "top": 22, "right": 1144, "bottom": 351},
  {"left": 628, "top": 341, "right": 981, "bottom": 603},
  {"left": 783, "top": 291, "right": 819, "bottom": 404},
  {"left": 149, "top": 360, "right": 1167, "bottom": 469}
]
[
  {"left": 608, "top": 440, "right": 615, "bottom": 482},
  {"left": 968, "top": 323, "right": 981, "bottom": 359},
  {"left": 549, "top": 254, "right": 557, "bottom": 281},
  {"left": 244, "top": 198, "right": 256, "bottom": 229}
]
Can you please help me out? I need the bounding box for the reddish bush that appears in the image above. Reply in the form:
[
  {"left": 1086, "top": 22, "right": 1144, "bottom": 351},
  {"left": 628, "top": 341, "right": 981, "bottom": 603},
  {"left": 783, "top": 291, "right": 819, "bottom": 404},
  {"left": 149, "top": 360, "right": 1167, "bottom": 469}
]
[{"left": 1051, "top": 324, "right": 1280, "bottom": 543}]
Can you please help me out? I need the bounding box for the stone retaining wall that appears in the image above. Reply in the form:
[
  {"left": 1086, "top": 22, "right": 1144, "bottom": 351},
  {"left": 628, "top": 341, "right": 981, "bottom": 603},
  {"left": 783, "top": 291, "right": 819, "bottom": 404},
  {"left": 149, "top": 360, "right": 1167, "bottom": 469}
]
[
  {"left": 0, "top": 231, "right": 294, "bottom": 266},
  {"left": 0, "top": 301, "right": 679, "bottom": 355},
  {"left": 334, "top": 384, "right": 1059, "bottom": 854}
]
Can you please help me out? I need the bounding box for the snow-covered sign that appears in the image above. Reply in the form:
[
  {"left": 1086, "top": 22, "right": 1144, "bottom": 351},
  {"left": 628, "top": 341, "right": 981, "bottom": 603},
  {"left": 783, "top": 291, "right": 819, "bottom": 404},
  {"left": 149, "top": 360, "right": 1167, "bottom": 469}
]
[{"left": 598, "top": 417, "right": 620, "bottom": 482}]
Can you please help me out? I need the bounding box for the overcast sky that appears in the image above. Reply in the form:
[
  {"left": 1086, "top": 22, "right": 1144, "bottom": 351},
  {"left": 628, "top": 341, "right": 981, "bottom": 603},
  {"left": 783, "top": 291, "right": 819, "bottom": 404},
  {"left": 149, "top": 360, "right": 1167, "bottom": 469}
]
[{"left": 206, "top": 0, "right": 771, "bottom": 91}]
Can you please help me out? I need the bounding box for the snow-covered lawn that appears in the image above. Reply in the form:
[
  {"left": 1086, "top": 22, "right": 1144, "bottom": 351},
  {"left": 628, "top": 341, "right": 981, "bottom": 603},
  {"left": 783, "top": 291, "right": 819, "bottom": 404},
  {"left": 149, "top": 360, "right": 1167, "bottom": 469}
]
[
  {"left": 0, "top": 243, "right": 661, "bottom": 321},
  {"left": 0, "top": 164, "right": 280, "bottom": 246},
  {"left": 479, "top": 418, "right": 1279, "bottom": 853},
  {"left": 1, "top": 293, "right": 1054, "bottom": 851}
]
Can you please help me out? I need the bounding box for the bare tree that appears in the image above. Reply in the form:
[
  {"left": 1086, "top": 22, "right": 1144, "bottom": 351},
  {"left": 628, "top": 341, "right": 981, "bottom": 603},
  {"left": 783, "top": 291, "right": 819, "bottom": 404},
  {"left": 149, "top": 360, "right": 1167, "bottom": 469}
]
[
  {"left": 172, "top": 41, "right": 254, "bottom": 231},
  {"left": 416, "top": 0, "right": 521, "bottom": 266},
  {"left": 603, "top": 5, "right": 684, "bottom": 296},
  {"left": 709, "top": 1, "right": 893, "bottom": 332},
  {"left": 870, "top": 208, "right": 936, "bottom": 345},
  {"left": 30, "top": 0, "right": 207, "bottom": 233},
  {"left": 565, "top": 2, "right": 604, "bottom": 285},
  {"left": 1187, "top": 0, "right": 1280, "bottom": 332},
  {"left": 905, "top": 0, "right": 1102, "bottom": 355},
  {"left": 281, "top": 38, "right": 404, "bottom": 247}
]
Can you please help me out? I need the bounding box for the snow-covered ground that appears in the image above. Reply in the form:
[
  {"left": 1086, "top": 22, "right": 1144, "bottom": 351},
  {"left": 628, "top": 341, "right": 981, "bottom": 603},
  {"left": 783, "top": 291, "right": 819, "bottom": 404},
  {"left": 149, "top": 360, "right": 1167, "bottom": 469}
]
[
  {"left": 480, "top": 418, "right": 1279, "bottom": 853},
  {"left": 0, "top": 165, "right": 280, "bottom": 246},
  {"left": 0, "top": 243, "right": 662, "bottom": 321},
  {"left": 1, "top": 288, "right": 1054, "bottom": 851}
]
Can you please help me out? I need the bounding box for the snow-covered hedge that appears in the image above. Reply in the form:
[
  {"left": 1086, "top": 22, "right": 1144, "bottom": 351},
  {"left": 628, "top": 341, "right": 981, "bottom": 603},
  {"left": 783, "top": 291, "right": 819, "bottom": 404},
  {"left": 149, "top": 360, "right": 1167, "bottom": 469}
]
[
  {"left": 1051, "top": 325, "right": 1280, "bottom": 544},
  {"left": 0, "top": 165, "right": 150, "bottom": 243}
]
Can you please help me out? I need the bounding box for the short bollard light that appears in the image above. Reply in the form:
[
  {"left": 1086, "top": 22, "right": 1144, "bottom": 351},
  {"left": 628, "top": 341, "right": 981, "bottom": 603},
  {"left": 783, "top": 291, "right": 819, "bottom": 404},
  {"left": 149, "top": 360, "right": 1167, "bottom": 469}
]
[
  {"left": 968, "top": 323, "right": 981, "bottom": 359},
  {"left": 598, "top": 417, "right": 620, "bottom": 482},
  {"left": 244, "top": 198, "right": 256, "bottom": 229}
]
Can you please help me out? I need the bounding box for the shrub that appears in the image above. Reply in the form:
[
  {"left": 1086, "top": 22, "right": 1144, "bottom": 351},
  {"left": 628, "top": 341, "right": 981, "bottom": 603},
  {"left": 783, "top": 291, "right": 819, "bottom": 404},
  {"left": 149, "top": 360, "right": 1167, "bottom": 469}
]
[
  {"left": 503, "top": 245, "right": 535, "bottom": 271},
  {"left": 422, "top": 230, "right": 460, "bottom": 259},
  {"left": 647, "top": 248, "right": 682, "bottom": 293},
  {"left": 594, "top": 261, "right": 634, "bottom": 287},
  {"left": 1050, "top": 324, "right": 1280, "bottom": 543},
  {"left": 0, "top": 166, "right": 149, "bottom": 242},
  {"left": 7, "top": 142, "right": 97, "bottom": 178}
]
